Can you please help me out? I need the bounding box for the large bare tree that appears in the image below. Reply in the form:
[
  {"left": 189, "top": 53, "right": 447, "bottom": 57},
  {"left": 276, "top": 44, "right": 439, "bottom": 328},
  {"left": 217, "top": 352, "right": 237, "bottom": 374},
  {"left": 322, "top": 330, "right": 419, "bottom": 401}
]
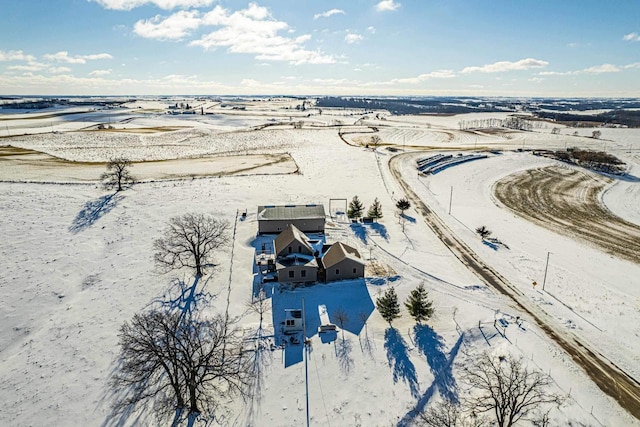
[
  {"left": 461, "top": 352, "right": 564, "bottom": 427},
  {"left": 154, "top": 213, "right": 230, "bottom": 278},
  {"left": 101, "top": 157, "right": 135, "bottom": 192},
  {"left": 111, "top": 309, "right": 251, "bottom": 425}
]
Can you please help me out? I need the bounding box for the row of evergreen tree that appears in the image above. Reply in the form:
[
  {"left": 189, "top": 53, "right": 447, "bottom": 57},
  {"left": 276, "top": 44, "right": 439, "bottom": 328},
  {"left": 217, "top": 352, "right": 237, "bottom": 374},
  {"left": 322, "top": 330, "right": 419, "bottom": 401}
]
[
  {"left": 376, "top": 282, "right": 434, "bottom": 325},
  {"left": 347, "top": 195, "right": 383, "bottom": 220}
]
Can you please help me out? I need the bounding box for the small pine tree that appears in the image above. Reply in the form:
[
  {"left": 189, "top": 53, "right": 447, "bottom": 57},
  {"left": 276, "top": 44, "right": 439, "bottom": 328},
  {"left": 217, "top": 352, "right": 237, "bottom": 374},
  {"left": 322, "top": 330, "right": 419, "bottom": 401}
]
[
  {"left": 475, "top": 225, "right": 492, "bottom": 240},
  {"left": 404, "top": 282, "right": 434, "bottom": 324},
  {"left": 376, "top": 287, "right": 401, "bottom": 325},
  {"left": 368, "top": 198, "right": 383, "bottom": 220},
  {"left": 396, "top": 198, "right": 410, "bottom": 214},
  {"left": 348, "top": 195, "right": 364, "bottom": 219}
]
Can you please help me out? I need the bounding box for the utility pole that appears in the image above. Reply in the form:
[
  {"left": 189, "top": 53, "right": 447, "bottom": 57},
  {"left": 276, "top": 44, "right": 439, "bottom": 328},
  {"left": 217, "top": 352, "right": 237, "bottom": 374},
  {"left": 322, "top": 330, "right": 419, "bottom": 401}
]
[
  {"left": 302, "top": 298, "right": 310, "bottom": 427},
  {"left": 448, "top": 186, "right": 453, "bottom": 215},
  {"left": 542, "top": 251, "right": 551, "bottom": 291}
]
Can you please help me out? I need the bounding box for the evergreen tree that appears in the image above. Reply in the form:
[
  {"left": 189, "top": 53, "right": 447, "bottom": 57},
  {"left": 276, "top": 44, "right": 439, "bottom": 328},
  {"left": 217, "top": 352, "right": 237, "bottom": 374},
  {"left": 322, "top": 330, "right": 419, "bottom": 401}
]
[
  {"left": 404, "top": 282, "right": 434, "bottom": 324},
  {"left": 368, "top": 197, "right": 383, "bottom": 220},
  {"left": 396, "top": 198, "right": 410, "bottom": 215},
  {"left": 348, "top": 195, "right": 364, "bottom": 219},
  {"left": 376, "top": 287, "right": 401, "bottom": 325}
]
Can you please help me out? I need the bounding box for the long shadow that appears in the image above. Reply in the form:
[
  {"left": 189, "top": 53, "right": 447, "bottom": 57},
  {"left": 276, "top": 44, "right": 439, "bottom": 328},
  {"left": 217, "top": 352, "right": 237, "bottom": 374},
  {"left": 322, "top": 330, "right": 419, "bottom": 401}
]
[
  {"left": 335, "top": 337, "right": 354, "bottom": 375},
  {"left": 397, "top": 327, "right": 464, "bottom": 427},
  {"left": 401, "top": 213, "right": 417, "bottom": 224},
  {"left": 350, "top": 223, "right": 368, "bottom": 243},
  {"left": 149, "top": 276, "right": 210, "bottom": 321},
  {"left": 69, "top": 192, "right": 123, "bottom": 233},
  {"left": 371, "top": 222, "right": 389, "bottom": 240},
  {"left": 271, "top": 279, "right": 375, "bottom": 367},
  {"left": 384, "top": 327, "right": 420, "bottom": 398}
]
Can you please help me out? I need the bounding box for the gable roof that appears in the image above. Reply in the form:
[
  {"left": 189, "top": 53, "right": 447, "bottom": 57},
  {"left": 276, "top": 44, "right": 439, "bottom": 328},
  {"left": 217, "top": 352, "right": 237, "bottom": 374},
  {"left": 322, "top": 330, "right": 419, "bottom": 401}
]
[
  {"left": 322, "top": 242, "right": 364, "bottom": 269},
  {"left": 274, "top": 224, "right": 314, "bottom": 256},
  {"left": 257, "top": 204, "right": 325, "bottom": 221}
]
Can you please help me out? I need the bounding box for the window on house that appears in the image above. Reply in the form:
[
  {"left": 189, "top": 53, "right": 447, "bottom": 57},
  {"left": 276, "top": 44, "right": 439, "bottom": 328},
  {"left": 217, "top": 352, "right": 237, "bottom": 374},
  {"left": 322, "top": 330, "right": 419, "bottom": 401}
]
[
  {"left": 335, "top": 269, "right": 340, "bottom": 275},
  {"left": 353, "top": 268, "right": 357, "bottom": 274},
  {"left": 289, "top": 271, "right": 294, "bottom": 278},
  {"left": 288, "top": 247, "right": 292, "bottom": 254},
  {"left": 286, "top": 319, "right": 295, "bottom": 326},
  {"left": 298, "top": 245, "right": 302, "bottom": 252},
  {"left": 301, "top": 270, "right": 306, "bottom": 278}
]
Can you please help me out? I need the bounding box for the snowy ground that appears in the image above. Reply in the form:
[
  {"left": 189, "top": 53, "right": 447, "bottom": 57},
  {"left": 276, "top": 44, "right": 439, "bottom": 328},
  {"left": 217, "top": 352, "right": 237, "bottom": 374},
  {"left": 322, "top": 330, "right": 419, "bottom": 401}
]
[{"left": 0, "top": 103, "right": 639, "bottom": 426}]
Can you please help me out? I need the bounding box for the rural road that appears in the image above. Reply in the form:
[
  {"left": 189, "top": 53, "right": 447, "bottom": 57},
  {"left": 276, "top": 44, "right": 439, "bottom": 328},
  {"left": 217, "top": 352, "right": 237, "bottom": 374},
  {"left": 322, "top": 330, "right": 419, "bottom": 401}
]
[{"left": 388, "top": 152, "right": 640, "bottom": 420}]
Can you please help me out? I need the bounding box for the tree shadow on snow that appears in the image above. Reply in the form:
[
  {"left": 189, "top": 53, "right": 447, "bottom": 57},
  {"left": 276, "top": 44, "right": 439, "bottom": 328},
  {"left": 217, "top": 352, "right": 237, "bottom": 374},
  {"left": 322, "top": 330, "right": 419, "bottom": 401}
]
[
  {"left": 69, "top": 192, "right": 123, "bottom": 234},
  {"left": 397, "top": 326, "right": 464, "bottom": 427},
  {"left": 401, "top": 213, "right": 417, "bottom": 224},
  {"left": 335, "top": 337, "right": 354, "bottom": 375},
  {"left": 148, "top": 276, "right": 211, "bottom": 322},
  {"left": 384, "top": 327, "right": 420, "bottom": 398},
  {"left": 350, "top": 223, "right": 369, "bottom": 243}
]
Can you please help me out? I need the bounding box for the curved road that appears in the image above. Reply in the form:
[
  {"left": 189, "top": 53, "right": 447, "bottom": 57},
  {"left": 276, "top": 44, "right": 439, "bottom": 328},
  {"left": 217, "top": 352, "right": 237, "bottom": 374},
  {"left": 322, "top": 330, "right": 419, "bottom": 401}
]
[{"left": 388, "top": 152, "right": 640, "bottom": 420}]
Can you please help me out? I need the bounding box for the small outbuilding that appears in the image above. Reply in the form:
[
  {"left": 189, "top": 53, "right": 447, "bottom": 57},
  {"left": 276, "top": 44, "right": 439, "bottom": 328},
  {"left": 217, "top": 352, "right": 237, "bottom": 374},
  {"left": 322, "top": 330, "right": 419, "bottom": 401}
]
[{"left": 257, "top": 204, "right": 326, "bottom": 234}]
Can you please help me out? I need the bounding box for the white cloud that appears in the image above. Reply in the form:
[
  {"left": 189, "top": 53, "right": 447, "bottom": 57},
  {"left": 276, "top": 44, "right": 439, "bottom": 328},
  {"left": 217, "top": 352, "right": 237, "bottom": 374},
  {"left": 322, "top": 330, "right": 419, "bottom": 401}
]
[
  {"left": 44, "top": 51, "right": 114, "bottom": 64},
  {"left": 134, "top": 10, "right": 201, "bottom": 40},
  {"left": 91, "top": 0, "right": 214, "bottom": 11},
  {"left": 345, "top": 33, "right": 363, "bottom": 44},
  {"left": 582, "top": 64, "right": 620, "bottom": 73},
  {"left": 313, "top": 9, "right": 345, "bottom": 20},
  {"left": 461, "top": 58, "right": 548, "bottom": 73},
  {"left": 367, "top": 26, "right": 376, "bottom": 34},
  {"left": 391, "top": 70, "right": 456, "bottom": 84},
  {"left": 623, "top": 32, "right": 640, "bottom": 42},
  {"left": 538, "top": 71, "right": 572, "bottom": 76},
  {"left": 190, "top": 4, "right": 335, "bottom": 65},
  {"left": 376, "top": 0, "right": 400, "bottom": 12},
  {"left": 0, "top": 50, "right": 36, "bottom": 62},
  {"left": 49, "top": 66, "right": 72, "bottom": 74},
  {"left": 624, "top": 62, "right": 640, "bottom": 69},
  {"left": 89, "top": 69, "right": 112, "bottom": 76}
]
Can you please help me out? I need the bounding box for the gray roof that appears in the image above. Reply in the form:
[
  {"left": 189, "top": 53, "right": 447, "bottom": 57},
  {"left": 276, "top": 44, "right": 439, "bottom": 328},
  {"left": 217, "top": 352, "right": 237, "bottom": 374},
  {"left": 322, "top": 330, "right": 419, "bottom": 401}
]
[
  {"left": 274, "top": 224, "right": 313, "bottom": 256},
  {"left": 257, "top": 204, "right": 325, "bottom": 221},
  {"left": 322, "top": 242, "right": 364, "bottom": 269}
]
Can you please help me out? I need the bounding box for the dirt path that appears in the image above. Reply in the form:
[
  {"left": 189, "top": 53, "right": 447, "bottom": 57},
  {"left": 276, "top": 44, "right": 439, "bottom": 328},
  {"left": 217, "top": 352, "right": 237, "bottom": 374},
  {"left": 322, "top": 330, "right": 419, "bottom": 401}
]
[
  {"left": 388, "top": 153, "right": 640, "bottom": 420},
  {"left": 494, "top": 166, "right": 640, "bottom": 264}
]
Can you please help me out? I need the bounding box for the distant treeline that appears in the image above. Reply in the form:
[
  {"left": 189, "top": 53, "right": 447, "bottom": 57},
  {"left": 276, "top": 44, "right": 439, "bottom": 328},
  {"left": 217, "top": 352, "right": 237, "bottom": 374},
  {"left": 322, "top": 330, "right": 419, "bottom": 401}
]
[
  {"left": 316, "top": 97, "right": 510, "bottom": 115},
  {"left": 457, "top": 116, "right": 543, "bottom": 131},
  {"left": 534, "top": 110, "right": 640, "bottom": 127}
]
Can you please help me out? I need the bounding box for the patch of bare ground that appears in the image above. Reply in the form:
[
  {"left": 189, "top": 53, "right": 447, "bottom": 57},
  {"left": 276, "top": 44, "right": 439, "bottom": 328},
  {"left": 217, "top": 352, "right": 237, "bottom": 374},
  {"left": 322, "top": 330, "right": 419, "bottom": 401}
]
[
  {"left": 494, "top": 166, "right": 640, "bottom": 264},
  {"left": 388, "top": 153, "right": 640, "bottom": 420},
  {"left": 365, "top": 260, "right": 396, "bottom": 277}
]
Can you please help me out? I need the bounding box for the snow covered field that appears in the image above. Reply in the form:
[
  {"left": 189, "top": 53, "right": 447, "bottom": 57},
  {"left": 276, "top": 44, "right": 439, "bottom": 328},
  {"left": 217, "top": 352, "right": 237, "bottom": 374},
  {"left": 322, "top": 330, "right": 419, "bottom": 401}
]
[{"left": 1, "top": 102, "right": 639, "bottom": 426}]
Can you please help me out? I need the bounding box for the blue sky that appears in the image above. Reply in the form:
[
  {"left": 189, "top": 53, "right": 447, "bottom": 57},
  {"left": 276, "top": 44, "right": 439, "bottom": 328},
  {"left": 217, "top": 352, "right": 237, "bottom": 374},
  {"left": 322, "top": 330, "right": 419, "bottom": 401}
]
[{"left": 1, "top": 0, "right": 639, "bottom": 96}]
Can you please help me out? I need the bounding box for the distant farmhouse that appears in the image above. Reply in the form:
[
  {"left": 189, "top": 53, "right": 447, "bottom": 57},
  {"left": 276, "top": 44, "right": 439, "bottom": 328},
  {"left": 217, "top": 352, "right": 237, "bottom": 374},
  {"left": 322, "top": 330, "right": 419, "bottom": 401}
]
[
  {"left": 257, "top": 204, "right": 325, "bottom": 234},
  {"left": 262, "top": 223, "right": 365, "bottom": 284}
]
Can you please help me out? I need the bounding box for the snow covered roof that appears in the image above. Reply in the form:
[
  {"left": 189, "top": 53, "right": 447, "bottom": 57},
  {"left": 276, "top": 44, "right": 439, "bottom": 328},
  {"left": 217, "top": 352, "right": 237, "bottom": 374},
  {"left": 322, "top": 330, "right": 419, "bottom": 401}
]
[
  {"left": 276, "top": 254, "right": 318, "bottom": 269},
  {"left": 273, "top": 224, "right": 314, "bottom": 256},
  {"left": 257, "top": 204, "right": 325, "bottom": 220},
  {"left": 321, "top": 242, "right": 364, "bottom": 269}
]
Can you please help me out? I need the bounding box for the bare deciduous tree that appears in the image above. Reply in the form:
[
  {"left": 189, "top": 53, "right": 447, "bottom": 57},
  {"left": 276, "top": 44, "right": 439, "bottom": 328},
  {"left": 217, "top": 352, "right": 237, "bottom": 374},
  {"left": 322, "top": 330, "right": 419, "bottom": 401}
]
[
  {"left": 111, "top": 309, "right": 251, "bottom": 425},
  {"left": 101, "top": 157, "right": 135, "bottom": 192},
  {"left": 461, "top": 352, "right": 564, "bottom": 427},
  {"left": 334, "top": 308, "right": 349, "bottom": 341},
  {"left": 154, "top": 213, "right": 230, "bottom": 277},
  {"left": 247, "top": 286, "right": 270, "bottom": 332},
  {"left": 417, "top": 398, "right": 486, "bottom": 427}
]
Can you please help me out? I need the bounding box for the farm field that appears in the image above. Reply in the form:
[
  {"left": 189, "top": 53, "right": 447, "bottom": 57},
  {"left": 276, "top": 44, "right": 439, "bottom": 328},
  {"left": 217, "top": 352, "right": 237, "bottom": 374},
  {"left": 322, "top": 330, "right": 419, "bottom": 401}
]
[{"left": 0, "top": 99, "right": 639, "bottom": 427}]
